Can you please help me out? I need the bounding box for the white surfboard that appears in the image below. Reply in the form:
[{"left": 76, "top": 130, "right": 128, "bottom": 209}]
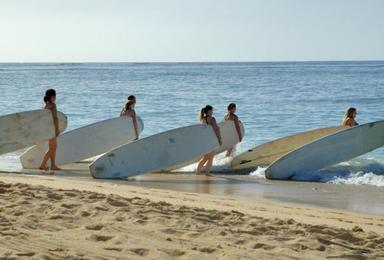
[
  {"left": 216, "top": 120, "right": 245, "bottom": 153},
  {"left": 0, "top": 109, "right": 67, "bottom": 155},
  {"left": 231, "top": 126, "right": 346, "bottom": 169},
  {"left": 265, "top": 120, "right": 384, "bottom": 180},
  {"left": 20, "top": 116, "right": 144, "bottom": 169},
  {"left": 162, "top": 120, "right": 245, "bottom": 172},
  {"left": 89, "top": 124, "right": 220, "bottom": 179}
]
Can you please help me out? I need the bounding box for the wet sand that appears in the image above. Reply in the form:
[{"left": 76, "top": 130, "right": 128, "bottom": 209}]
[{"left": 1, "top": 160, "right": 383, "bottom": 216}]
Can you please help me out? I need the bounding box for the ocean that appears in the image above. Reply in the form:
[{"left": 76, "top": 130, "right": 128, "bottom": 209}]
[{"left": 0, "top": 61, "right": 383, "bottom": 186}]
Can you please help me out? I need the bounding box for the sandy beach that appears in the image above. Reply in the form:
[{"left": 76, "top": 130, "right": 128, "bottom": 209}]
[{"left": 0, "top": 170, "right": 383, "bottom": 259}]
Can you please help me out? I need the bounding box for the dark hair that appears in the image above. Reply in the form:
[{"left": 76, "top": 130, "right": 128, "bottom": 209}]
[
  {"left": 125, "top": 100, "right": 135, "bottom": 111},
  {"left": 227, "top": 103, "right": 236, "bottom": 111},
  {"left": 128, "top": 95, "right": 136, "bottom": 101},
  {"left": 344, "top": 107, "right": 357, "bottom": 121},
  {"left": 44, "top": 89, "right": 56, "bottom": 103},
  {"left": 199, "top": 105, "right": 213, "bottom": 122}
]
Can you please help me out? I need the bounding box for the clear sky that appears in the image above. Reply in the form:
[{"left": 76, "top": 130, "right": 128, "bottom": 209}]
[{"left": 0, "top": 0, "right": 383, "bottom": 62}]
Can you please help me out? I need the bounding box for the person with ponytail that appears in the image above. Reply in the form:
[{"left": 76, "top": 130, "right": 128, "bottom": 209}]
[
  {"left": 342, "top": 107, "right": 359, "bottom": 127},
  {"left": 195, "top": 105, "right": 222, "bottom": 176},
  {"left": 120, "top": 99, "right": 139, "bottom": 140},
  {"left": 224, "top": 103, "right": 242, "bottom": 156},
  {"left": 39, "top": 89, "right": 61, "bottom": 170}
]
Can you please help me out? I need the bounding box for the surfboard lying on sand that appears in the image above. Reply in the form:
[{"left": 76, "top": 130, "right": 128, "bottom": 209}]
[
  {"left": 265, "top": 120, "right": 384, "bottom": 180},
  {"left": 20, "top": 117, "right": 143, "bottom": 169},
  {"left": 231, "top": 126, "right": 346, "bottom": 169},
  {"left": 89, "top": 124, "right": 220, "bottom": 179},
  {"left": 0, "top": 109, "right": 67, "bottom": 155},
  {"left": 162, "top": 120, "right": 245, "bottom": 172}
]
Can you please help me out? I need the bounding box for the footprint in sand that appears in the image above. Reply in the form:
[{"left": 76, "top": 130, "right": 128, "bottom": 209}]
[
  {"left": 198, "top": 247, "right": 216, "bottom": 253},
  {"left": 46, "top": 192, "right": 63, "bottom": 200},
  {"left": 129, "top": 248, "right": 149, "bottom": 256},
  {"left": 16, "top": 252, "right": 35, "bottom": 257},
  {"left": 253, "top": 243, "right": 275, "bottom": 251},
  {"left": 103, "top": 247, "right": 122, "bottom": 252},
  {"left": 160, "top": 248, "right": 186, "bottom": 257},
  {"left": 88, "top": 234, "right": 114, "bottom": 242},
  {"left": 85, "top": 224, "right": 104, "bottom": 231},
  {"left": 107, "top": 197, "right": 129, "bottom": 207}
]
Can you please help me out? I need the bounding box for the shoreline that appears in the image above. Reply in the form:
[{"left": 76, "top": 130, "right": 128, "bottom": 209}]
[
  {"left": 1, "top": 162, "right": 383, "bottom": 216},
  {"left": 0, "top": 172, "right": 383, "bottom": 259}
]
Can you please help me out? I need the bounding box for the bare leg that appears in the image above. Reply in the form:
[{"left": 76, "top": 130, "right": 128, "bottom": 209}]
[
  {"left": 39, "top": 150, "right": 51, "bottom": 170},
  {"left": 49, "top": 138, "right": 61, "bottom": 170},
  {"left": 205, "top": 153, "right": 214, "bottom": 176},
  {"left": 195, "top": 155, "right": 209, "bottom": 175},
  {"left": 39, "top": 138, "right": 54, "bottom": 170}
]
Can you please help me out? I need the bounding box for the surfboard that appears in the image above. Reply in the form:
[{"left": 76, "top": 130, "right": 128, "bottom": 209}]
[
  {"left": 265, "top": 120, "right": 384, "bottom": 180},
  {"left": 231, "top": 126, "right": 346, "bottom": 169},
  {"left": 89, "top": 124, "right": 220, "bottom": 179},
  {"left": 20, "top": 116, "right": 144, "bottom": 169},
  {"left": 0, "top": 109, "right": 67, "bottom": 155},
  {"left": 161, "top": 120, "right": 245, "bottom": 172},
  {"left": 216, "top": 120, "right": 245, "bottom": 153}
]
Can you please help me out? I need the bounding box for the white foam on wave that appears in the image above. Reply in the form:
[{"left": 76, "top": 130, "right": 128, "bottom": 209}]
[
  {"left": 177, "top": 152, "right": 234, "bottom": 172},
  {"left": 329, "top": 171, "right": 384, "bottom": 187},
  {"left": 249, "top": 166, "right": 266, "bottom": 178},
  {"left": 290, "top": 158, "right": 384, "bottom": 187},
  {"left": 0, "top": 151, "right": 23, "bottom": 171}
]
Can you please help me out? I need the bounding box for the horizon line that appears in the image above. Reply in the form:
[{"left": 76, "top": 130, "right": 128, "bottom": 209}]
[{"left": 0, "top": 59, "right": 384, "bottom": 64}]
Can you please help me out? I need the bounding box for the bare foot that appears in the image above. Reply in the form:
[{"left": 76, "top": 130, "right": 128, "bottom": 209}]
[
  {"left": 51, "top": 166, "right": 62, "bottom": 171},
  {"left": 205, "top": 173, "right": 213, "bottom": 177},
  {"left": 39, "top": 166, "right": 48, "bottom": 171},
  {"left": 195, "top": 172, "right": 200, "bottom": 176}
]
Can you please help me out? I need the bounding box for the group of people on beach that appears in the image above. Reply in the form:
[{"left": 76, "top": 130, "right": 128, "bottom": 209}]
[{"left": 39, "top": 88, "right": 358, "bottom": 176}]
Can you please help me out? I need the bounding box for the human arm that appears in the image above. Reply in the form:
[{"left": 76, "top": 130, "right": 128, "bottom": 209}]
[{"left": 131, "top": 111, "right": 139, "bottom": 140}]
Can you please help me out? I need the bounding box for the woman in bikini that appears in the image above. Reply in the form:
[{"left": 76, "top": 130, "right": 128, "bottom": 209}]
[
  {"left": 224, "top": 103, "right": 242, "bottom": 156},
  {"left": 195, "top": 105, "right": 222, "bottom": 176},
  {"left": 120, "top": 99, "right": 139, "bottom": 140},
  {"left": 39, "top": 89, "right": 61, "bottom": 170},
  {"left": 342, "top": 107, "right": 358, "bottom": 127}
]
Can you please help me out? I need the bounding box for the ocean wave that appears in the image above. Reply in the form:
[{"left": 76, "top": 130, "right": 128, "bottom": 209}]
[
  {"left": 289, "top": 158, "right": 384, "bottom": 187},
  {"left": 329, "top": 172, "right": 384, "bottom": 187}
]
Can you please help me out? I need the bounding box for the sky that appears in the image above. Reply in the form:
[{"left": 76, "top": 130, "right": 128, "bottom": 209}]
[{"left": 0, "top": 0, "right": 383, "bottom": 62}]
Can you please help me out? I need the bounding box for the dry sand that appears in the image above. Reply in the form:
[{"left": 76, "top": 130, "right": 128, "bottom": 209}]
[{"left": 0, "top": 173, "right": 383, "bottom": 259}]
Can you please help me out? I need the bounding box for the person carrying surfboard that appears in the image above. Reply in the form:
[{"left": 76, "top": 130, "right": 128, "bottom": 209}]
[
  {"left": 224, "top": 103, "right": 243, "bottom": 156},
  {"left": 195, "top": 105, "right": 222, "bottom": 176},
  {"left": 120, "top": 99, "right": 139, "bottom": 140},
  {"left": 343, "top": 107, "right": 359, "bottom": 127},
  {"left": 39, "top": 89, "right": 61, "bottom": 171}
]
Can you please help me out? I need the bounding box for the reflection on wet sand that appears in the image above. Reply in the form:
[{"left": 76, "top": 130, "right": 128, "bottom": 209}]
[{"left": 0, "top": 160, "right": 383, "bottom": 216}]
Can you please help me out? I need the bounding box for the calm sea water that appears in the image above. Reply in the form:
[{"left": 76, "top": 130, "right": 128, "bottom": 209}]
[{"left": 0, "top": 62, "right": 383, "bottom": 186}]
